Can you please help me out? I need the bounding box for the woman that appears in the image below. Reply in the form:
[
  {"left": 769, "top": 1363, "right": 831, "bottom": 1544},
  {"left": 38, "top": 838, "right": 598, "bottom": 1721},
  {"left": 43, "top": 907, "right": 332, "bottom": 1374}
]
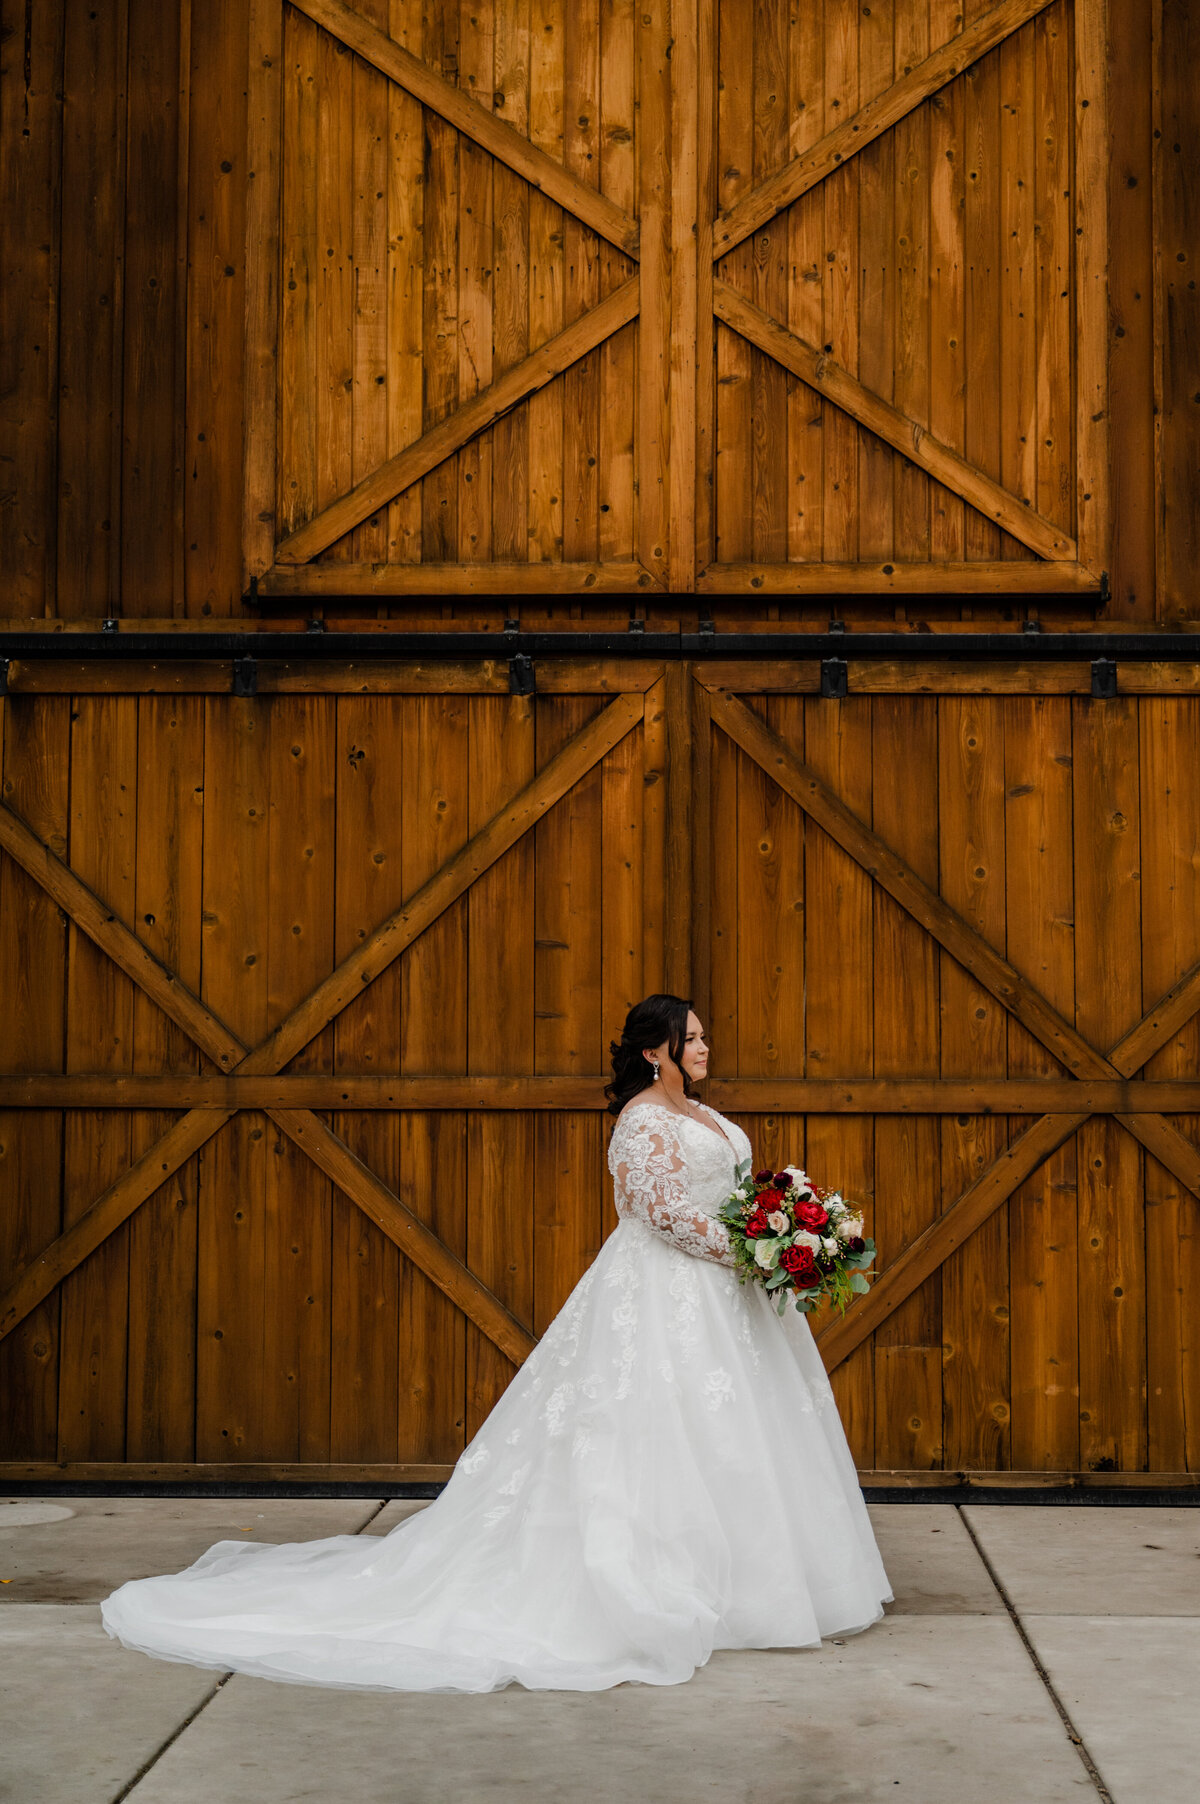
[{"left": 102, "top": 994, "right": 892, "bottom": 1691}]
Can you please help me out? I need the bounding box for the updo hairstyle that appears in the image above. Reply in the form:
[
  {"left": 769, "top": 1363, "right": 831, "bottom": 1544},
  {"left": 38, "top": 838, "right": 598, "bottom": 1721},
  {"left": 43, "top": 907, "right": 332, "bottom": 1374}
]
[{"left": 605, "top": 993, "right": 697, "bottom": 1116}]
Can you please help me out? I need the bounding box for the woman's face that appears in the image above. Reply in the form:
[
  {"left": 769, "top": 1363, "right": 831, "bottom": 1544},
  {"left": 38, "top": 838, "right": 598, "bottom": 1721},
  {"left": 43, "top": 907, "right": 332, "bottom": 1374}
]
[{"left": 645, "top": 1010, "right": 709, "bottom": 1084}]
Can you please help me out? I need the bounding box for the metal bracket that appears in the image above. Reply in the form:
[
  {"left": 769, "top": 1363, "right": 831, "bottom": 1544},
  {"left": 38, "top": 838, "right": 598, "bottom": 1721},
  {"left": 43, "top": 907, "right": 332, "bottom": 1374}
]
[
  {"left": 305, "top": 616, "right": 327, "bottom": 634},
  {"left": 1022, "top": 619, "right": 1043, "bottom": 634},
  {"left": 698, "top": 617, "right": 716, "bottom": 637},
  {"left": 627, "top": 616, "right": 645, "bottom": 635},
  {"left": 233, "top": 655, "right": 258, "bottom": 697},
  {"left": 508, "top": 652, "right": 535, "bottom": 696},
  {"left": 1091, "top": 656, "right": 1118, "bottom": 698},
  {"left": 1099, "top": 570, "right": 1111, "bottom": 607},
  {"left": 0, "top": 659, "right": 8, "bottom": 696},
  {"left": 820, "top": 657, "right": 849, "bottom": 699},
  {"left": 101, "top": 617, "right": 120, "bottom": 635},
  {"left": 828, "top": 618, "right": 846, "bottom": 635}
]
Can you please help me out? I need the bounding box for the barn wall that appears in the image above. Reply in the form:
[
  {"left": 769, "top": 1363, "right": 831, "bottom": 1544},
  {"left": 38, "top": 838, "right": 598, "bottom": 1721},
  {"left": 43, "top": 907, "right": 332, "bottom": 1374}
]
[{"left": 1, "top": 0, "right": 1195, "bottom": 622}]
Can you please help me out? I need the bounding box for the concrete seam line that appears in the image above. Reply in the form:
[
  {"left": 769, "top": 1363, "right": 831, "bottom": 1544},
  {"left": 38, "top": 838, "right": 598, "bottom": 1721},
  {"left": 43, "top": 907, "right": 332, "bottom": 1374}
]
[
  {"left": 956, "top": 1507, "right": 1115, "bottom": 1804},
  {"left": 110, "top": 1671, "right": 232, "bottom": 1803}
]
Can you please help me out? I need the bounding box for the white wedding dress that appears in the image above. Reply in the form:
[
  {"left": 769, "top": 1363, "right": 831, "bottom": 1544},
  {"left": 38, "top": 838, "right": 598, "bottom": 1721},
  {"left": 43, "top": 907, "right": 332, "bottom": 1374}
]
[{"left": 102, "top": 1100, "right": 892, "bottom": 1691}]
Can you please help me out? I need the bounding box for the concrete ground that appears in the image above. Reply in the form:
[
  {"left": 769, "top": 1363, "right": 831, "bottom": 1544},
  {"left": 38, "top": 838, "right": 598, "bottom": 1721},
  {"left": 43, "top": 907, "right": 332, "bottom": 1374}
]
[{"left": 1, "top": 1497, "right": 1196, "bottom": 1804}]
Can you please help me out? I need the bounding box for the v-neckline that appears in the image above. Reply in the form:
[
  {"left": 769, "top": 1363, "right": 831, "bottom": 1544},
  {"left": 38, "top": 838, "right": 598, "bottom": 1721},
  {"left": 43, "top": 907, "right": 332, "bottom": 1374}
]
[{"left": 632, "top": 1097, "right": 738, "bottom": 1155}]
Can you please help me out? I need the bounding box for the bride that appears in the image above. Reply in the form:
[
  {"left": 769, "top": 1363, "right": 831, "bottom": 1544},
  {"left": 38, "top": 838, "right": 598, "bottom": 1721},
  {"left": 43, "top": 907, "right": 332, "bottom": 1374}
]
[{"left": 102, "top": 994, "right": 892, "bottom": 1692}]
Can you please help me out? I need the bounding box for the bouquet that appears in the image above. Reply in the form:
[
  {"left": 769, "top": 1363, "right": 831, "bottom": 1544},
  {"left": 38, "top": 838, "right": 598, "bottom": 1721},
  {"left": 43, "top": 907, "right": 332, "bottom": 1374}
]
[{"left": 717, "top": 1160, "right": 876, "bottom": 1315}]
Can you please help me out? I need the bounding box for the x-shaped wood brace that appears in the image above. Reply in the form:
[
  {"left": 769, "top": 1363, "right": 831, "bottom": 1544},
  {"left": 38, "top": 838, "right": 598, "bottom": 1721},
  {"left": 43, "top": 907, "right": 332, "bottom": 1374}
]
[
  {"left": 707, "top": 692, "right": 1200, "bottom": 1370},
  {"left": 0, "top": 692, "right": 646, "bottom": 1363}
]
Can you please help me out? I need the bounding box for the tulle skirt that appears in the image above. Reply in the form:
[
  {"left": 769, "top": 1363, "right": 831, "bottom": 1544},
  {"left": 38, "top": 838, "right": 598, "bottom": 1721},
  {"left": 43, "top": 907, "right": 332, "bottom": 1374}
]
[{"left": 102, "top": 1218, "right": 892, "bottom": 1691}]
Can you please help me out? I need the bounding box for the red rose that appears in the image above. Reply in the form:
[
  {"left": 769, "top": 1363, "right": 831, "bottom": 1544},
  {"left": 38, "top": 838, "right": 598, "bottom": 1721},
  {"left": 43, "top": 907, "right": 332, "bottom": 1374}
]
[
  {"left": 795, "top": 1200, "right": 829, "bottom": 1231},
  {"left": 745, "top": 1209, "right": 771, "bottom": 1239},
  {"left": 781, "top": 1247, "right": 819, "bottom": 1286},
  {"left": 755, "top": 1187, "right": 783, "bottom": 1212}
]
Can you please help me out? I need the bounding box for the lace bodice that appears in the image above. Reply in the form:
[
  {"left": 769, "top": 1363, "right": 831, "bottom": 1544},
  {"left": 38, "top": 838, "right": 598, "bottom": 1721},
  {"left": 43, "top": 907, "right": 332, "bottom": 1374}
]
[{"left": 607, "top": 1100, "right": 751, "bottom": 1266}]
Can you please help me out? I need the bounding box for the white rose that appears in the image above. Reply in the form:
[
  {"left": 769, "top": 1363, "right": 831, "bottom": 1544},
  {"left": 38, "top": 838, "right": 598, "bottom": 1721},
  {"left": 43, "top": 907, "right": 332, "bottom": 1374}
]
[
  {"left": 767, "top": 1210, "right": 788, "bottom": 1233},
  {"left": 821, "top": 1237, "right": 839, "bottom": 1256},
  {"left": 784, "top": 1165, "right": 808, "bottom": 1185},
  {"left": 793, "top": 1229, "right": 821, "bottom": 1253},
  {"left": 753, "top": 1238, "right": 779, "bottom": 1269},
  {"left": 838, "top": 1215, "right": 864, "bottom": 1241}
]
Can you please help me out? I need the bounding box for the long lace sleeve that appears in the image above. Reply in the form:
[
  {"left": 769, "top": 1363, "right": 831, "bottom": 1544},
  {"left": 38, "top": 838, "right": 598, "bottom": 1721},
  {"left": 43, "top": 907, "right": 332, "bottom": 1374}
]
[{"left": 609, "top": 1112, "right": 736, "bottom": 1267}]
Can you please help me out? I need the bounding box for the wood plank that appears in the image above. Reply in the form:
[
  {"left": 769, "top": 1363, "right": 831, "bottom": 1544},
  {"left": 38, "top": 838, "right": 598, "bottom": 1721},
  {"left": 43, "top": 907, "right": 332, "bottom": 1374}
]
[
  {"left": 928, "top": 5, "right": 966, "bottom": 564},
  {"left": 467, "top": 693, "right": 536, "bottom": 1433},
  {"left": 243, "top": 0, "right": 283, "bottom": 578},
  {"left": 420, "top": 2, "right": 459, "bottom": 566},
  {"left": 562, "top": 0, "right": 601, "bottom": 577},
  {"left": 125, "top": 696, "right": 203, "bottom": 1460},
  {"left": 398, "top": 694, "right": 470, "bottom": 1461},
  {"left": 712, "top": 280, "right": 1077, "bottom": 561},
  {"left": 457, "top": 1, "right": 495, "bottom": 567},
  {"left": 349, "top": 0, "right": 391, "bottom": 568},
  {"left": 872, "top": 696, "right": 942, "bottom": 1470},
  {"left": 662, "top": 663, "right": 693, "bottom": 994},
  {"left": 1073, "top": 696, "right": 1146, "bottom": 1471},
  {"left": 821, "top": 6, "right": 859, "bottom": 566},
  {"left": 1034, "top": 3, "right": 1072, "bottom": 543},
  {"left": 1157, "top": 0, "right": 1200, "bottom": 618},
  {"left": 999, "top": 14, "right": 1037, "bottom": 562},
  {"left": 785, "top": 6, "right": 826, "bottom": 570},
  {"left": 262, "top": 696, "right": 335, "bottom": 1460},
  {"left": 1003, "top": 694, "right": 1079, "bottom": 1468},
  {"left": 892, "top": 3, "right": 932, "bottom": 565},
  {"left": 0, "top": 699, "right": 70, "bottom": 1458},
  {"left": 1140, "top": 698, "right": 1200, "bottom": 1471},
  {"left": 712, "top": 0, "right": 1056, "bottom": 260},
  {"left": 195, "top": 696, "right": 271, "bottom": 1459},
  {"left": 636, "top": 0, "right": 671, "bottom": 587},
  {"left": 1073, "top": 0, "right": 1110, "bottom": 575},
  {"left": 8, "top": 1073, "right": 1200, "bottom": 1113},
  {"left": 525, "top": 0, "right": 565, "bottom": 576},
  {"left": 597, "top": 0, "right": 637, "bottom": 569},
  {"left": 329, "top": 688, "right": 400, "bottom": 1462},
  {"left": 640, "top": 675, "right": 668, "bottom": 993},
  {"left": 856, "top": 7, "right": 896, "bottom": 569},
  {"left": 258, "top": 560, "right": 659, "bottom": 593},
  {"left": 184, "top": 0, "right": 249, "bottom": 615},
  {"left": 0, "top": 0, "right": 64, "bottom": 616},
  {"left": 693, "top": 0, "right": 717, "bottom": 572},
  {"left": 963, "top": 33, "right": 1003, "bottom": 565},
  {"left": 490, "top": 0, "right": 531, "bottom": 567},
  {"left": 278, "top": 3, "right": 319, "bottom": 543},
  {"left": 57, "top": 699, "right": 138, "bottom": 1461},
  {"left": 385, "top": 0, "right": 424, "bottom": 568},
  {"left": 668, "top": 0, "right": 699, "bottom": 590},
  {"left": 275, "top": 277, "right": 640, "bottom": 562},
  {"left": 803, "top": 693, "right": 875, "bottom": 1465},
  {"left": 695, "top": 559, "right": 1101, "bottom": 593},
  {"left": 937, "top": 694, "right": 1011, "bottom": 1469},
  {"left": 290, "top": 0, "right": 640, "bottom": 254},
  {"left": 0, "top": 1461, "right": 457, "bottom": 1484},
  {"left": 713, "top": 0, "right": 753, "bottom": 568}
]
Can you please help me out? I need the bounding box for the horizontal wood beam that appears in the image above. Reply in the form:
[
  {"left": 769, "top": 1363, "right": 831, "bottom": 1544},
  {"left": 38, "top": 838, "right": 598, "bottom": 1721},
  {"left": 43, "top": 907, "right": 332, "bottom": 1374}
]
[
  {"left": 258, "top": 562, "right": 661, "bottom": 596},
  {"left": 712, "top": 0, "right": 1055, "bottom": 259},
  {"left": 712, "top": 282, "right": 1077, "bottom": 562},
  {"left": 291, "top": 0, "right": 640, "bottom": 257},
  {"left": 7, "top": 1074, "right": 1200, "bottom": 1114},
  {"left": 855, "top": 1469, "right": 1200, "bottom": 1492},
  {"left": 695, "top": 561, "right": 1101, "bottom": 595},
  {"left": 276, "top": 277, "right": 641, "bottom": 562},
  {"left": 0, "top": 1462, "right": 456, "bottom": 1485}
]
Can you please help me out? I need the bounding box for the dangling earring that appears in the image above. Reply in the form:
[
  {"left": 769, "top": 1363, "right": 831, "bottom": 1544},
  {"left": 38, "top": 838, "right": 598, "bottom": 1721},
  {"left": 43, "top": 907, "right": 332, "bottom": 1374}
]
[{"left": 651, "top": 1058, "right": 660, "bottom": 1079}]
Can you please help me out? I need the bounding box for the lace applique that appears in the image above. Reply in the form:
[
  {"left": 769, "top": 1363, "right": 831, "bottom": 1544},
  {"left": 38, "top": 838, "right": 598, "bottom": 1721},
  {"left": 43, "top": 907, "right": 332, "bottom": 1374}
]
[
  {"left": 607, "top": 1106, "right": 737, "bottom": 1267},
  {"left": 703, "top": 1368, "right": 735, "bottom": 1410}
]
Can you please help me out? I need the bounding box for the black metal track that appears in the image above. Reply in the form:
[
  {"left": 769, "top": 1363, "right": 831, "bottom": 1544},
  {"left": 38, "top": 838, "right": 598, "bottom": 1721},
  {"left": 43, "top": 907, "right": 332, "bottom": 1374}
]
[{"left": 0, "top": 627, "right": 1198, "bottom": 661}]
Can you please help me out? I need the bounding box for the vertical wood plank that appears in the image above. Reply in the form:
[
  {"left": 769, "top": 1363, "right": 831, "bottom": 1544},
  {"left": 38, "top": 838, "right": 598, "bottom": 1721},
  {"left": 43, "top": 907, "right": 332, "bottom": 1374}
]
[
  {"left": 715, "top": 0, "right": 753, "bottom": 565},
  {"left": 805, "top": 695, "right": 874, "bottom": 1467},
  {"left": 938, "top": 695, "right": 1011, "bottom": 1470},
  {"left": 1034, "top": 2, "right": 1073, "bottom": 538},
  {"left": 280, "top": 6, "right": 319, "bottom": 542},
  {"left": 822, "top": 3, "right": 859, "bottom": 562},
  {"left": 262, "top": 696, "right": 335, "bottom": 1461},
  {"left": 243, "top": 0, "right": 282, "bottom": 581},
  {"left": 999, "top": 18, "right": 1037, "bottom": 561},
  {"left": 316, "top": 22, "right": 354, "bottom": 561},
  {"left": 399, "top": 694, "right": 470, "bottom": 1461},
  {"left": 126, "top": 697, "right": 204, "bottom": 1459},
  {"left": 467, "top": 695, "right": 536, "bottom": 1434},
  {"left": 0, "top": 0, "right": 64, "bottom": 616},
  {"left": 185, "top": 0, "right": 249, "bottom": 615},
  {"left": 856, "top": 0, "right": 895, "bottom": 568},
  {"left": 350, "top": 3, "right": 391, "bottom": 567},
  {"left": 458, "top": 0, "right": 495, "bottom": 565},
  {"left": 527, "top": 0, "right": 565, "bottom": 566},
  {"left": 1005, "top": 696, "right": 1079, "bottom": 1471},
  {"left": 786, "top": 8, "right": 825, "bottom": 568},
  {"left": 963, "top": 41, "right": 1003, "bottom": 563},
  {"left": 491, "top": 0, "right": 531, "bottom": 564},
  {"left": 892, "top": 5, "right": 931, "bottom": 567},
  {"left": 58, "top": 698, "right": 138, "bottom": 1460},
  {"left": 387, "top": 0, "right": 426, "bottom": 568},
  {"left": 636, "top": 0, "right": 670, "bottom": 582},
  {"left": 1073, "top": 696, "right": 1146, "bottom": 1472},
  {"left": 1155, "top": 0, "right": 1199, "bottom": 620},
  {"left": 872, "top": 696, "right": 942, "bottom": 1470},
  {"left": 669, "top": 0, "right": 699, "bottom": 589},
  {"left": 641, "top": 675, "right": 668, "bottom": 994},
  {"left": 331, "top": 695, "right": 403, "bottom": 1462},
  {"left": 0, "top": 700, "right": 69, "bottom": 1456},
  {"left": 1073, "top": 0, "right": 1110, "bottom": 576},
  {"left": 197, "top": 697, "right": 270, "bottom": 1458},
  {"left": 1139, "top": 698, "right": 1200, "bottom": 1470},
  {"left": 929, "top": 1, "right": 965, "bottom": 564}
]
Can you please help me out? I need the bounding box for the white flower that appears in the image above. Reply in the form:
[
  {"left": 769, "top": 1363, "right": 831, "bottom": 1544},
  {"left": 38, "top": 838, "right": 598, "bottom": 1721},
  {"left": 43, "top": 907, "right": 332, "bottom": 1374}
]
[
  {"left": 822, "top": 1237, "right": 839, "bottom": 1256},
  {"left": 753, "top": 1238, "right": 780, "bottom": 1269},
  {"left": 784, "top": 1165, "right": 809, "bottom": 1184},
  {"left": 793, "top": 1229, "right": 821, "bottom": 1253},
  {"left": 767, "top": 1210, "right": 788, "bottom": 1233},
  {"left": 838, "top": 1215, "right": 864, "bottom": 1241}
]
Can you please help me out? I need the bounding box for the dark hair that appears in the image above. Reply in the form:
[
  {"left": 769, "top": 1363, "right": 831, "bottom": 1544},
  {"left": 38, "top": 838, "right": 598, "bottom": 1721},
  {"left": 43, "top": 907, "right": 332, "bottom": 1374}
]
[{"left": 605, "top": 993, "right": 697, "bottom": 1116}]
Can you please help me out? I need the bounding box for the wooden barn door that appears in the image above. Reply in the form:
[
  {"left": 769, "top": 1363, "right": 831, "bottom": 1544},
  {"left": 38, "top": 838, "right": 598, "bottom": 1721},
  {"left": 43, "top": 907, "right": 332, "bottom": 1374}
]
[
  {"left": 246, "top": 0, "right": 1109, "bottom": 600},
  {"left": 0, "top": 665, "right": 677, "bottom": 1476},
  {"left": 695, "top": 668, "right": 1200, "bottom": 1478}
]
